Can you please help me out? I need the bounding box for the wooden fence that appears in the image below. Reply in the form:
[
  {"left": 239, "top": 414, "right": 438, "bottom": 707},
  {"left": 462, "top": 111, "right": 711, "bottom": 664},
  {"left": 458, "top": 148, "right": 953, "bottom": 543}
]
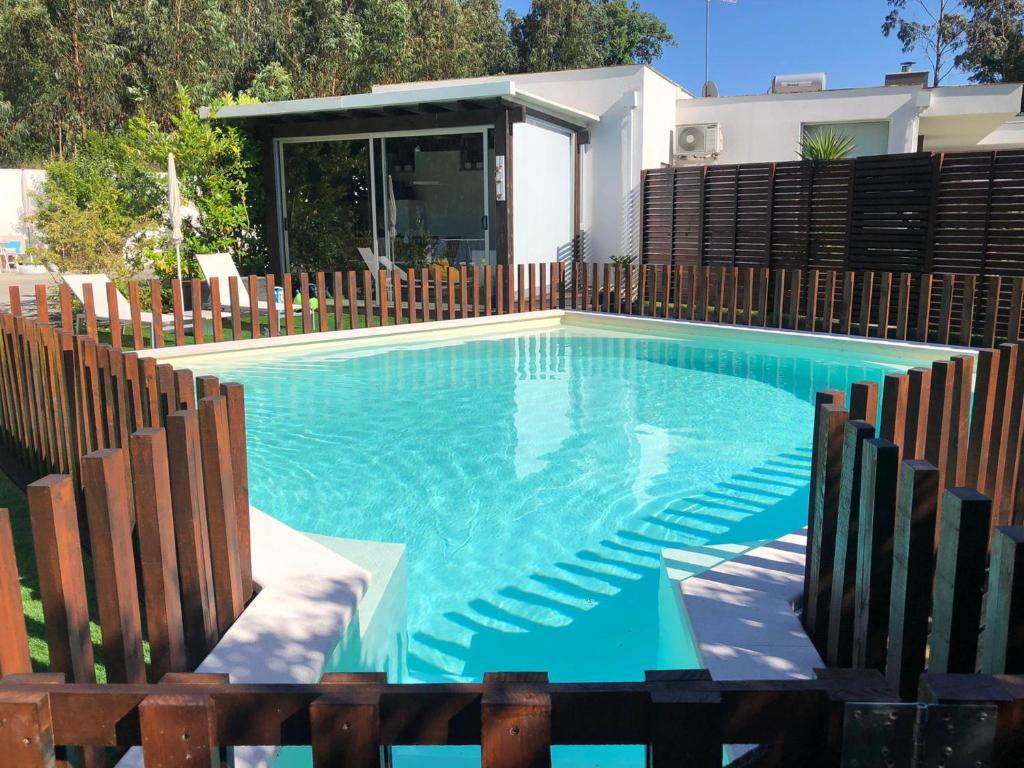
[
  {"left": 0, "top": 307, "right": 253, "bottom": 689},
  {"left": 15, "top": 264, "right": 1024, "bottom": 359},
  {"left": 801, "top": 343, "right": 1024, "bottom": 701},
  {"left": 0, "top": 668, "right": 1022, "bottom": 767},
  {"left": 641, "top": 150, "right": 1024, "bottom": 276}
]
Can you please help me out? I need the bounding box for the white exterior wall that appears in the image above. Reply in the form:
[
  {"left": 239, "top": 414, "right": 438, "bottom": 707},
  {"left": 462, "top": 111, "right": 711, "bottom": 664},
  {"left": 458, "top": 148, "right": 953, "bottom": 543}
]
[
  {"left": 674, "top": 87, "right": 927, "bottom": 165},
  {"left": 673, "top": 82, "right": 1023, "bottom": 166},
  {"left": 0, "top": 169, "right": 45, "bottom": 250},
  {"left": 512, "top": 119, "right": 574, "bottom": 273}
]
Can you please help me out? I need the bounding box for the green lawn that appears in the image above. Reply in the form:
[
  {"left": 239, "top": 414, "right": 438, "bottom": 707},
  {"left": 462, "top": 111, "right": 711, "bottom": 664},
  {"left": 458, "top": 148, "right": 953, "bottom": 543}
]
[{"left": 3, "top": 470, "right": 120, "bottom": 682}]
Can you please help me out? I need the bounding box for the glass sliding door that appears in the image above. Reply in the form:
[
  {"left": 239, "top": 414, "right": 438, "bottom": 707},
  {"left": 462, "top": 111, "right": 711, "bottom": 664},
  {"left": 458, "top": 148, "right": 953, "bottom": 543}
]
[
  {"left": 277, "top": 128, "right": 494, "bottom": 274},
  {"left": 280, "top": 139, "right": 375, "bottom": 272},
  {"left": 377, "top": 131, "right": 491, "bottom": 270}
]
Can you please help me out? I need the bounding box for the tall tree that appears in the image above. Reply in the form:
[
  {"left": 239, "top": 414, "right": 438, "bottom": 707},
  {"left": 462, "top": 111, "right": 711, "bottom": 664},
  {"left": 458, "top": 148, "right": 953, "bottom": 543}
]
[
  {"left": 508, "top": 0, "right": 601, "bottom": 72},
  {"left": 592, "top": 0, "right": 674, "bottom": 65},
  {"left": 882, "top": 0, "right": 969, "bottom": 85},
  {"left": 957, "top": 0, "right": 1024, "bottom": 81}
]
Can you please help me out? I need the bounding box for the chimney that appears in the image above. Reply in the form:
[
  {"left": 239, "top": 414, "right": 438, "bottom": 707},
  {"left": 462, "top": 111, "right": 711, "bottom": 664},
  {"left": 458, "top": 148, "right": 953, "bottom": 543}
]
[{"left": 885, "top": 62, "right": 929, "bottom": 87}]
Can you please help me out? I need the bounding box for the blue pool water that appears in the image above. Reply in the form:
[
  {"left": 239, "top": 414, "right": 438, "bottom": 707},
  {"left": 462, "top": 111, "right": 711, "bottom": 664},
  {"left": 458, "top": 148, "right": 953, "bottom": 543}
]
[{"left": 179, "top": 325, "right": 915, "bottom": 765}]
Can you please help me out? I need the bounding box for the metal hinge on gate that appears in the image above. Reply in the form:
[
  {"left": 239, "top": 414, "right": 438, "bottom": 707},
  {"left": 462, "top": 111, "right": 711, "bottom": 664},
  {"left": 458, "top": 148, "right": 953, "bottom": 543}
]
[{"left": 841, "top": 702, "right": 997, "bottom": 768}]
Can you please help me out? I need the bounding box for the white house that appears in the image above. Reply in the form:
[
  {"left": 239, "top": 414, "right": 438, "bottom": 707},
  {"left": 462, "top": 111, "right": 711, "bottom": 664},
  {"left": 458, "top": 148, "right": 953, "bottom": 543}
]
[{"left": 205, "top": 64, "right": 1023, "bottom": 276}]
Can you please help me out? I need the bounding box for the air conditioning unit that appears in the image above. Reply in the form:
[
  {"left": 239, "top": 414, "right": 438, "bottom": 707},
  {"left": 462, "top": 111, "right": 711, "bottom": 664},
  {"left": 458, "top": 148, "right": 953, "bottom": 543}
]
[{"left": 675, "top": 123, "right": 722, "bottom": 159}]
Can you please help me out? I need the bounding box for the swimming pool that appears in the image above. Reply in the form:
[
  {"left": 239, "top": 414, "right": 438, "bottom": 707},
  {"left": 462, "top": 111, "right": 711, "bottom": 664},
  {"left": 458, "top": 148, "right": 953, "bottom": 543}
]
[{"left": 171, "top": 316, "right": 946, "bottom": 765}]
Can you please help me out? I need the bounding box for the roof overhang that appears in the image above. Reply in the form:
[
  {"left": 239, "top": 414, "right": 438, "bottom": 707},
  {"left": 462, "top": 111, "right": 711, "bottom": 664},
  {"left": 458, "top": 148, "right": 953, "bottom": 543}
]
[{"left": 200, "top": 81, "right": 599, "bottom": 128}]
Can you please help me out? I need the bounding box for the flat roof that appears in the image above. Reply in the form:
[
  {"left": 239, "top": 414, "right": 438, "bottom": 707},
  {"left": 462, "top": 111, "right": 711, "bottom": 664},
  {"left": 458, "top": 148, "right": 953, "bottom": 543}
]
[{"left": 201, "top": 80, "right": 600, "bottom": 127}]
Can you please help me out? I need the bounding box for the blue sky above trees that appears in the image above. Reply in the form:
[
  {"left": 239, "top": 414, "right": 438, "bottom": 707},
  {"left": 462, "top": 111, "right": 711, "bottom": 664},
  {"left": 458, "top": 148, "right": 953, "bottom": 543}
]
[{"left": 503, "top": 0, "right": 976, "bottom": 95}]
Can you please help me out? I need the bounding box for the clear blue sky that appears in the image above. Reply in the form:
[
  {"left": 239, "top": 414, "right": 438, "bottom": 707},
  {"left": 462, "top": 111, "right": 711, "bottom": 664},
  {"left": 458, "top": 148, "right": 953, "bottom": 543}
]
[{"left": 502, "top": 0, "right": 974, "bottom": 95}]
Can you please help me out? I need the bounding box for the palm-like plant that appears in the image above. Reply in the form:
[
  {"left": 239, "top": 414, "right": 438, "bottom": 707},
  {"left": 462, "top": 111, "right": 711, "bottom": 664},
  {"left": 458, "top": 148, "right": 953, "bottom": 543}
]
[{"left": 798, "top": 128, "right": 856, "bottom": 161}]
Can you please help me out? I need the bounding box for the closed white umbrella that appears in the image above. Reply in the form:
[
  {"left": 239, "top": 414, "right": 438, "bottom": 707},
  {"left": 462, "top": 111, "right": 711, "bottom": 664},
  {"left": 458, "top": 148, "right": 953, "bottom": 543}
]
[{"left": 167, "top": 152, "right": 183, "bottom": 280}]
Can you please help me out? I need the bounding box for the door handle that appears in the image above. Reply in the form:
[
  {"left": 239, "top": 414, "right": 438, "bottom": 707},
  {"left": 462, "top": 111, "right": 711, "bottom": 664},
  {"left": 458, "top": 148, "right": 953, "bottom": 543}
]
[{"left": 482, "top": 215, "right": 489, "bottom": 231}]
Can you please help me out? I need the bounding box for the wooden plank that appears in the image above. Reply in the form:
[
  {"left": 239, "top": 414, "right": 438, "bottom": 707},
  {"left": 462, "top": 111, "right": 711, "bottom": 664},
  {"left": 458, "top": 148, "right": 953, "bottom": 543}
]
[
  {"left": 885, "top": 459, "right": 939, "bottom": 700},
  {"left": 602, "top": 264, "right": 611, "bottom": 313},
  {"left": 981, "top": 526, "right": 1024, "bottom": 674},
  {"left": 895, "top": 272, "right": 911, "bottom": 340},
  {"left": 332, "top": 273, "right": 345, "bottom": 330},
  {"left": 82, "top": 283, "right": 97, "bottom": 340},
  {"left": 129, "top": 428, "right": 187, "bottom": 681},
  {"left": 840, "top": 271, "right": 854, "bottom": 335},
  {"left": 0, "top": 690, "right": 55, "bottom": 768},
  {"left": 314, "top": 272, "right": 328, "bottom": 331},
  {"left": 170, "top": 279, "right": 185, "bottom": 346},
  {"left": 485, "top": 266, "right": 493, "bottom": 316},
  {"left": 27, "top": 476, "right": 95, "bottom": 683},
  {"left": 967, "top": 348, "right": 1000, "bottom": 489},
  {"left": 209, "top": 278, "right": 223, "bottom": 342},
  {"left": 879, "top": 373, "right": 908, "bottom": 461},
  {"left": 625, "top": 266, "right": 634, "bottom": 316},
  {"left": 495, "top": 265, "right": 504, "bottom": 315},
  {"left": 924, "top": 359, "right": 957, "bottom": 494},
  {"left": 82, "top": 448, "right": 146, "bottom": 684},
  {"left": 283, "top": 273, "right": 296, "bottom": 335},
  {"left": 219, "top": 382, "right": 251, "bottom": 600},
  {"left": 507, "top": 263, "right": 516, "bottom": 315},
  {"left": 916, "top": 273, "right": 933, "bottom": 343},
  {"left": 876, "top": 272, "right": 892, "bottom": 339},
  {"left": 433, "top": 269, "right": 444, "bottom": 322},
  {"left": 929, "top": 488, "right": 991, "bottom": 674},
  {"left": 166, "top": 409, "right": 218, "bottom": 665},
  {"left": 173, "top": 370, "right": 195, "bottom": 412},
  {"left": 481, "top": 673, "right": 552, "bottom": 768},
  {"left": 128, "top": 282, "right": 145, "bottom": 350},
  {"left": 805, "top": 403, "right": 849, "bottom": 651},
  {"left": 139, "top": 692, "right": 219, "bottom": 767},
  {"left": 528, "top": 263, "right": 537, "bottom": 313},
  {"left": 377, "top": 270, "right": 389, "bottom": 326},
  {"left": 59, "top": 283, "right": 73, "bottom": 332},
  {"left": 474, "top": 265, "right": 482, "bottom": 317},
  {"left": 858, "top": 271, "right": 874, "bottom": 337},
  {"left": 773, "top": 268, "right": 786, "bottom": 328},
  {"left": 986, "top": 344, "right": 1020, "bottom": 517},
  {"left": 299, "top": 273, "right": 312, "bottom": 333},
  {"left": 948, "top": 354, "right": 974, "bottom": 488},
  {"left": 938, "top": 274, "right": 955, "bottom": 345},
  {"left": 198, "top": 396, "right": 245, "bottom": 636},
  {"left": 959, "top": 273, "right": 977, "bottom": 346},
  {"left": 827, "top": 419, "right": 875, "bottom": 667},
  {"left": 853, "top": 438, "right": 900, "bottom": 672},
  {"left": 1009, "top": 277, "right": 1023, "bottom": 342},
  {"left": 394, "top": 270, "right": 404, "bottom": 325},
  {"left": 244, "top": 275, "right": 260, "bottom": 339},
  {"left": 446, "top": 268, "right": 456, "bottom": 320},
  {"left": 805, "top": 269, "right": 819, "bottom": 332},
  {"left": 904, "top": 367, "right": 932, "bottom": 461},
  {"left": 228, "top": 277, "right": 242, "bottom": 340},
  {"left": 849, "top": 381, "right": 879, "bottom": 427},
  {"left": 758, "top": 267, "right": 769, "bottom": 327},
  {"left": 821, "top": 270, "right": 835, "bottom": 333},
  {"left": 518, "top": 264, "right": 527, "bottom": 314},
  {"left": 310, "top": 689, "right": 383, "bottom": 768},
  {"left": 190, "top": 279, "right": 204, "bottom": 345},
  {"left": 648, "top": 687, "right": 721, "bottom": 768},
  {"left": 348, "top": 271, "right": 359, "bottom": 330},
  {"left": 0, "top": 509, "right": 31, "bottom": 675},
  {"left": 983, "top": 275, "right": 1001, "bottom": 349}
]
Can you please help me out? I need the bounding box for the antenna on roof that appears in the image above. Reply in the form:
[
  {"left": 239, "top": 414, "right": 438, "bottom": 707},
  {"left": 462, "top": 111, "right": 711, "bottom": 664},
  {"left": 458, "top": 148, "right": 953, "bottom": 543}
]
[{"left": 705, "top": 0, "right": 737, "bottom": 97}]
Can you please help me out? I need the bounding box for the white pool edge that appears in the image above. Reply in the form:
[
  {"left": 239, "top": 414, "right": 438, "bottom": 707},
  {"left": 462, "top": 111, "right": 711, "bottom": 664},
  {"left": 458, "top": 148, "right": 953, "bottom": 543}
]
[
  {"left": 140, "top": 308, "right": 977, "bottom": 370},
  {"left": 116, "top": 506, "right": 372, "bottom": 768}
]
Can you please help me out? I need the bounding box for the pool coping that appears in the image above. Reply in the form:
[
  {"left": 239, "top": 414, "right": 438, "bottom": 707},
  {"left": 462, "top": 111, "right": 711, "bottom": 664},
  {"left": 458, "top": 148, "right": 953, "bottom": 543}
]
[
  {"left": 115, "top": 506, "right": 372, "bottom": 768},
  {"left": 139, "top": 308, "right": 977, "bottom": 368}
]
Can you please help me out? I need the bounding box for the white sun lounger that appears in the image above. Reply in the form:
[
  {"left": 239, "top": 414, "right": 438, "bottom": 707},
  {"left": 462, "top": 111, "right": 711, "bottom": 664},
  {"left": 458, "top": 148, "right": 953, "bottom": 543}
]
[{"left": 62, "top": 273, "right": 226, "bottom": 347}]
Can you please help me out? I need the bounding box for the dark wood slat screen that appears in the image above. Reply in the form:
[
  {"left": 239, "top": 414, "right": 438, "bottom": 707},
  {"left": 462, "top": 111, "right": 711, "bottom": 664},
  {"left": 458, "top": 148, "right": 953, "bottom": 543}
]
[{"left": 642, "top": 150, "right": 1024, "bottom": 277}]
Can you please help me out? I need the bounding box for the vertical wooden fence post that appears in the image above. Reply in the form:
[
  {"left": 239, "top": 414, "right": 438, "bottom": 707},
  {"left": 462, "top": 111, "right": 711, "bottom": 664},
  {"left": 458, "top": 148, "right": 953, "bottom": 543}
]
[
  {"left": 139, "top": 693, "right": 219, "bottom": 768},
  {"left": 130, "top": 428, "right": 188, "bottom": 681},
  {"left": 853, "top": 438, "right": 899, "bottom": 672},
  {"left": 827, "top": 419, "right": 875, "bottom": 667},
  {"left": 929, "top": 488, "right": 991, "bottom": 673},
  {"left": 481, "top": 673, "right": 552, "bottom": 768},
  {"left": 82, "top": 448, "right": 146, "bottom": 684},
  {"left": 26, "top": 476, "right": 95, "bottom": 683},
  {"left": 805, "top": 403, "right": 849, "bottom": 651},
  {"left": 981, "top": 526, "right": 1024, "bottom": 674},
  {"left": 0, "top": 509, "right": 31, "bottom": 675},
  {"left": 886, "top": 459, "right": 939, "bottom": 699}
]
